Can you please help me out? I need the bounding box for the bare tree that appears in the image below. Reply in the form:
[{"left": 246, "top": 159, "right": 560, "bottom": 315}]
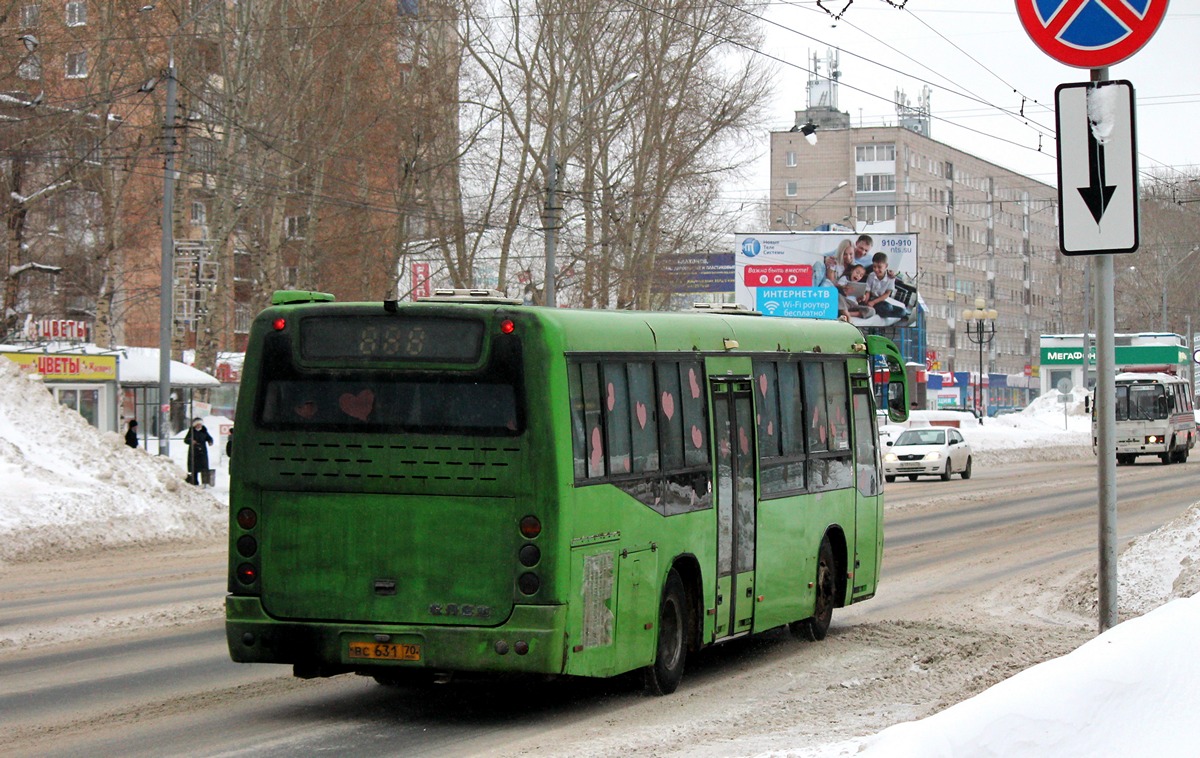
[
  {"left": 1124, "top": 172, "right": 1200, "bottom": 333},
  {"left": 461, "top": 0, "right": 772, "bottom": 308}
]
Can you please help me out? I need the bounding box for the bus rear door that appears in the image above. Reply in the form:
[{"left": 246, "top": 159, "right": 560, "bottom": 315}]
[{"left": 709, "top": 378, "right": 757, "bottom": 639}]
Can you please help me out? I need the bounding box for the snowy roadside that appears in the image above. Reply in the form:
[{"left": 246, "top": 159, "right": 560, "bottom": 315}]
[{"left": 0, "top": 359, "right": 225, "bottom": 567}]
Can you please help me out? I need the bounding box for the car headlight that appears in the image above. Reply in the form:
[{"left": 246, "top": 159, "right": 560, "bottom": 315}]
[
  {"left": 884, "top": 452, "right": 898, "bottom": 462},
  {"left": 923, "top": 451, "right": 941, "bottom": 461}
]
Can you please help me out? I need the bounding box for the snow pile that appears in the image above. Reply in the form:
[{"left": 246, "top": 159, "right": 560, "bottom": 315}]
[
  {"left": 772, "top": 594, "right": 1200, "bottom": 758},
  {"left": 903, "top": 392, "right": 1091, "bottom": 465},
  {"left": 0, "top": 358, "right": 223, "bottom": 564},
  {"left": 1059, "top": 501, "right": 1200, "bottom": 620}
]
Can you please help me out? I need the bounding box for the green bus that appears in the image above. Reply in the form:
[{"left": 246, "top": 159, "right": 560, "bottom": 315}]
[{"left": 226, "top": 290, "right": 909, "bottom": 694}]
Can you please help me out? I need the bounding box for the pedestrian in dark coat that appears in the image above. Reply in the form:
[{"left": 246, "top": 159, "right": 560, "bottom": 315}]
[
  {"left": 124, "top": 419, "right": 139, "bottom": 449},
  {"left": 183, "top": 417, "right": 213, "bottom": 485}
]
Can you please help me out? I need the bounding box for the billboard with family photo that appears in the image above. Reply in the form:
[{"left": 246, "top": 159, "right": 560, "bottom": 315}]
[{"left": 733, "top": 232, "right": 919, "bottom": 328}]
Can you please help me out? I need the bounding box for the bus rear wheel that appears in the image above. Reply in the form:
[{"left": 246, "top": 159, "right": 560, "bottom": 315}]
[
  {"left": 790, "top": 537, "right": 835, "bottom": 642},
  {"left": 644, "top": 569, "right": 687, "bottom": 696}
]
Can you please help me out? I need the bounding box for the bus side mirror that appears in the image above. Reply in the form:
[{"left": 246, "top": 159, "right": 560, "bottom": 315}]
[{"left": 1084, "top": 396, "right": 1092, "bottom": 414}]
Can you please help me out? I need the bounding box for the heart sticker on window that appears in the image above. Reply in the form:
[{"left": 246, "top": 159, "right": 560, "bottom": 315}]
[{"left": 339, "top": 389, "right": 375, "bottom": 421}]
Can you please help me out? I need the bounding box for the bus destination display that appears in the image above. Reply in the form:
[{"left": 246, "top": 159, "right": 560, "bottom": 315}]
[{"left": 300, "top": 316, "right": 484, "bottom": 362}]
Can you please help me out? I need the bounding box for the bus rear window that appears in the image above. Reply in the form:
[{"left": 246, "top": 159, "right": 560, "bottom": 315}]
[{"left": 260, "top": 379, "right": 520, "bottom": 435}]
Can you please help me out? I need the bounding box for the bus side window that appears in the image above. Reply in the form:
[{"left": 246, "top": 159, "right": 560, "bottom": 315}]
[
  {"left": 628, "top": 363, "right": 659, "bottom": 473},
  {"left": 568, "top": 364, "right": 587, "bottom": 479},
  {"left": 656, "top": 362, "right": 685, "bottom": 471},
  {"left": 824, "top": 362, "right": 850, "bottom": 452},
  {"left": 603, "top": 363, "right": 633, "bottom": 475},
  {"left": 580, "top": 362, "right": 605, "bottom": 478},
  {"left": 802, "top": 362, "right": 828, "bottom": 453},
  {"left": 752, "top": 361, "right": 781, "bottom": 459},
  {"left": 679, "top": 361, "right": 708, "bottom": 467}
]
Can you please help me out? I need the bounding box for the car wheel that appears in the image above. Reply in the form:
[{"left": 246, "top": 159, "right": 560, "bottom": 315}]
[
  {"left": 884, "top": 475, "right": 895, "bottom": 483},
  {"left": 940, "top": 461, "right": 951, "bottom": 481},
  {"left": 961, "top": 456, "right": 972, "bottom": 480}
]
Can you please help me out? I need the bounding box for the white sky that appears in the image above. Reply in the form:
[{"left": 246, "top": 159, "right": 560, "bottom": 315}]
[
  {"left": 2, "top": 357, "right": 1198, "bottom": 755},
  {"left": 727, "top": 0, "right": 1200, "bottom": 202}
]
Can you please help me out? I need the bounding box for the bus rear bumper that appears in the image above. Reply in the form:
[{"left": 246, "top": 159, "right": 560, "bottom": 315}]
[{"left": 226, "top": 595, "right": 568, "bottom": 677}]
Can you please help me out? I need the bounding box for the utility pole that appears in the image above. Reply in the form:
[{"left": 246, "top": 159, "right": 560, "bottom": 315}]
[{"left": 158, "top": 62, "right": 178, "bottom": 456}]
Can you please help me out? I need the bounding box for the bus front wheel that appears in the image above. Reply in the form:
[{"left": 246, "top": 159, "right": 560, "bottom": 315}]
[
  {"left": 790, "top": 537, "right": 835, "bottom": 642},
  {"left": 644, "top": 569, "right": 687, "bottom": 696}
]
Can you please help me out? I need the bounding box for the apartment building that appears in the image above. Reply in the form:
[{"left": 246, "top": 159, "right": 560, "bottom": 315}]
[{"left": 1, "top": 1, "right": 457, "bottom": 365}]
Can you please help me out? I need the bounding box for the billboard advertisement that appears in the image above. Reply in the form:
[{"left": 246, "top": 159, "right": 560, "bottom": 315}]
[{"left": 734, "top": 232, "right": 918, "bottom": 328}]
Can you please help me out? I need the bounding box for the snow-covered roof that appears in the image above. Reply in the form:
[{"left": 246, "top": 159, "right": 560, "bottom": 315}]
[
  {"left": 1115, "top": 371, "right": 1185, "bottom": 383},
  {"left": 117, "top": 347, "right": 220, "bottom": 387}
]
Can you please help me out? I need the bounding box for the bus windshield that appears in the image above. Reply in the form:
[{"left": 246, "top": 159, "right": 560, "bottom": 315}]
[{"left": 1116, "top": 385, "right": 1166, "bottom": 422}]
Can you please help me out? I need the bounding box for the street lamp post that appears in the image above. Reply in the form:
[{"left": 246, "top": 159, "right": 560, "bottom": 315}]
[
  {"left": 543, "top": 73, "right": 638, "bottom": 308},
  {"left": 962, "top": 297, "right": 997, "bottom": 417},
  {"left": 772, "top": 181, "right": 849, "bottom": 232},
  {"left": 798, "top": 180, "right": 848, "bottom": 229}
]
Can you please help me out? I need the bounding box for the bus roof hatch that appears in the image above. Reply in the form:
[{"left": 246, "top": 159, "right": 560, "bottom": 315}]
[
  {"left": 271, "top": 290, "right": 336, "bottom": 305},
  {"left": 419, "top": 288, "right": 523, "bottom": 305}
]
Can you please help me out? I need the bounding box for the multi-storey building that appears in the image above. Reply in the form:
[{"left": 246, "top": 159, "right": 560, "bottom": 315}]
[
  {"left": 769, "top": 53, "right": 1087, "bottom": 404},
  {"left": 1, "top": 1, "right": 458, "bottom": 368}
]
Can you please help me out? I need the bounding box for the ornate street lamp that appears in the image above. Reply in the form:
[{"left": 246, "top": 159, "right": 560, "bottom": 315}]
[{"left": 961, "top": 297, "right": 997, "bottom": 417}]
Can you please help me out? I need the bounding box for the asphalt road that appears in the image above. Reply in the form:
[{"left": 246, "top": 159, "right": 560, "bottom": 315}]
[{"left": 3, "top": 456, "right": 1197, "bottom": 756}]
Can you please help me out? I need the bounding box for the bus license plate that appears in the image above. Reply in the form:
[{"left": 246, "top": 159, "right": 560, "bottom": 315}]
[{"left": 348, "top": 641, "right": 421, "bottom": 661}]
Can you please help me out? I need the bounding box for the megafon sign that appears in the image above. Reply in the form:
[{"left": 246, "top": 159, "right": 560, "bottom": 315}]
[{"left": 734, "top": 232, "right": 918, "bottom": 327}]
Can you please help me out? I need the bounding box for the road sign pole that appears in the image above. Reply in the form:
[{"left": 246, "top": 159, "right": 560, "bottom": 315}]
[
  {"left": 1093, "top": 66, "right": 1118, "bottom": 635},
  {"left": 1020, "top": 0, "right": 1167, "bottom": 639}
]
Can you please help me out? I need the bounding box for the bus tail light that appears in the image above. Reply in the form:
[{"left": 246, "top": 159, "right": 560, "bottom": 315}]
[
  {"left": 272, "top": 318, "right": 287, "bottom": 331},
  {"left": 237, "top": 563, "right": 258, "bottom": 584},
  {"left": 236, "top": 535, "right": 258, "bottom": 558},
  {"left": 519, "top": 515, "right": 541, "bottom": 539},
  {"left": 518, "top": 572, "right": 540, "bottom": 595},
  {"left": 500, "top": 319, "right": 515, "bottom": 335},
  {"left": 518, "top": 544, "right": 540, "bottom": 567},
  {"left": 237, "top": 508, "right": 257, "bottom": 529}
]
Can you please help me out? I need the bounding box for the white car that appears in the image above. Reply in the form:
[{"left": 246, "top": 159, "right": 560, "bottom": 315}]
[
  {"left": 883, "top": 427, "right": 973, "bottom": 482},
  {"left": 878, "top": 423, "right": 905, "bottom": 445}
]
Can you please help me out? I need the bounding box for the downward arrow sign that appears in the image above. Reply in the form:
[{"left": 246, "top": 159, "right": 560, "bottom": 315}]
[{"left": 1077, "top": 121, "right": 1117, "bottom": 225}]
